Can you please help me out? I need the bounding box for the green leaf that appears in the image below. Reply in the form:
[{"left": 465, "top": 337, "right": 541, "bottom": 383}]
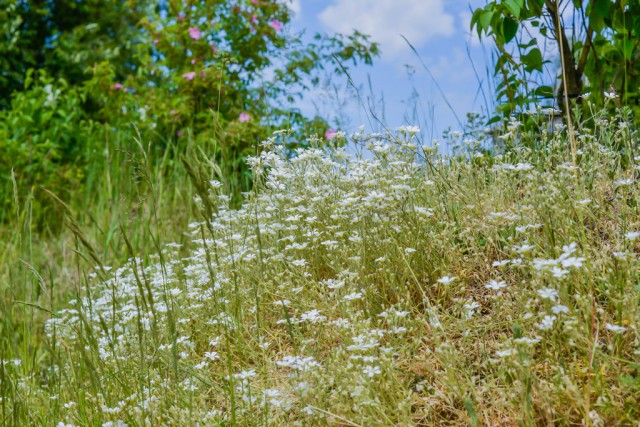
[
  {"left": 479, "top": 9, "right": 494, "bottom": 33},
  {"left": 593, "top": 0, "right": 611, "bottom": 18},
  {"left": 470, "top": 8, "right": 481, "bottom": 30},
  {"left": 463, "top": 398, "right": 479, "bottom": 427},
  {"left": 497, "top": 103, "right": 514, "bottom": 115},
  {"left": 518, "top": 39, "right": 537, "bottom": 49},
  {"left": 501, "top": 17, "right": 519, "bottom": 43},
  {"left": 534, "top": 85, "right": 554, "bottom": 98},
  {"left": 522, "top": 47, "right": 543, "bottom": 72},
  {"left": 623, "top": 39, "right": 635, "bottom": 59},
  {"left": 504, "top": 0, "right": 524, "bottom": 18}
]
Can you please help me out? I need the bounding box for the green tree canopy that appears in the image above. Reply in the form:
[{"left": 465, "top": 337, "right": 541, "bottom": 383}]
[
  {"left": 0, "top": 0, "right": 148, "bottom": 110},
  {"left": 471, "top": 0, "right": 640, "bottom": 123}
]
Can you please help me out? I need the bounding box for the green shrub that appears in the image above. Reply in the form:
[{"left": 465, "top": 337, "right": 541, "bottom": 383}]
[{"left": 0, "top": 70, "right": 92, "bottom": 226}]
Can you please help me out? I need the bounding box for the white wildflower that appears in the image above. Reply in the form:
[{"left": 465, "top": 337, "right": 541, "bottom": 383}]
[
  {"left": 537, "top": 315, "right": 556, "bottom": 331},
  {"left": 485, "top": 280, "right": 507, "bottom": 291},
  {"left": 551, "top": 304, "right": 569, "bottom": 314},
  {"left": 204, "top": 351, "right": 219, "bottom": 361},
  {"left": 363, "top": 365, "right": 381, "bottom": 378},
  {"left": 605, "top": 323, "right": 627, "bottom": 334},
  {"left": 437, "top": 275, "right": 456, "bottom": 285},
  {"left": 234, "top": 369, "right": 256, "bottom": 380},
  {"left": 537, "top": 288, "right": 558, "bottom": 301},
  {"left": 615, "top": 178, "right": 633, "bottom": 186},
  {"left": 495, "top": 349, "right": 515, "bottom": 358},
  {"left": 343, "top": 292, "right": 363, "bottom": 302}
]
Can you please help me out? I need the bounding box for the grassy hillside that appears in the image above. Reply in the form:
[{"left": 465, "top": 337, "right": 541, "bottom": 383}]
[{"left": 2, "top": 116, "right": 640, "bottom": 426}]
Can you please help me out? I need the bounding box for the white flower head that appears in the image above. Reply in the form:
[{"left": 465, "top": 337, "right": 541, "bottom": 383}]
[
  {"left": 605, "top": 323, "right": 627, "bottom": 334},
  {"left": 615, "top": 178, "right": 633, "bottom": 186},
  {"left": 437, "top": 275, "right": 456, "bottom": 285},
  {"left": 362, "top": 365, "right": 381, "bottom": 377},
  {"left": 561, "top": 257, "right": 585, "bottom": 269},
  {"left": 495, "top": 348, "right": 515, "bottom": 358},
  {"left": 551, "top": 304, "right": 569, "bottom": 314},
  {"left": 343, "top": 292, "right": 363, "bottom": 302},
  {"left": 485, "top": 279, "right": 507, "bottom": 291},
  {"left": 396, "top": 125, "right": 420, "bottom": 135},
  {"left": 537, "top": 288, "right": 559, "bottom": 301},
  {"left": 537, "top": 315, "right": 556, "bottom": 331}
]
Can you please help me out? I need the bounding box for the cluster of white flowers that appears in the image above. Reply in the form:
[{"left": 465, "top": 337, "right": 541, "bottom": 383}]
[{"left": 14, "top": 121, "right": 638, "bottom": 425}]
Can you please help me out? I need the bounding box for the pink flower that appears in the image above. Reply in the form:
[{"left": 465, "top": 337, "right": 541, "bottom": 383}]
[
  {"left": 188, "top": 27, "right": 201, "bottom": 40},
  {"left": 269, "top": 20, "right": 282, "bottom": 31},
  {"left": 251, "top": 0, "right": 259, "bottom": 4},
  {"left": 325, "top": 129, "right": 338, "bottom": 140},
  {"left": 238, "top": 112, "right": 251, "bottom": 123},
  {"left": 153, "top": 39, "right": 159, "bottom": 45},
  {"left": 182, "top": 72, "right": 196, "bottom": 81},
  {"left": 112, "top": 83, "right": 123, "bottom": 90},
  {"left": 251, "top": 14, "right": 258, "bottom": 24}
]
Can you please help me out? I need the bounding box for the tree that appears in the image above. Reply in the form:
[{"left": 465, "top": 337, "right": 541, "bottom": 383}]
[
  {"left": 83, "top": 0, "right": 379, "bottom": 195},
  {"left": 471, "top": 0, "right": 640, "bottom": 123},
  {"left": 0, "top": 0, "right": 380, "bottom": 225},
  {"left": 0, "top": 0, "right": 148, "bottom": 110}
]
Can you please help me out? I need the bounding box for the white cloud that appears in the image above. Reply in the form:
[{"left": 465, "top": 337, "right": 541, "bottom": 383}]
[
  {"left": 287, "top": 0, "right": 301, "bottom": 17},
  {"left": 318, "top": 0, "right": 455, "bottom": 60}
]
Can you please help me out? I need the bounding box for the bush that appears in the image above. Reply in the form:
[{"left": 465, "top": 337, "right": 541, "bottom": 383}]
[{"left": 0, "top": 70, "right": 92, "bottom": 226}]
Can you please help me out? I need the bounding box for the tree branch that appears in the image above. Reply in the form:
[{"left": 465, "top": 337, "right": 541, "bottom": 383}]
[
  {"left": 544, "top": 0, "right": 582, "bottom": 102},
  {"left": 576, "top": 26, "right": 592, "bottom": 76}
]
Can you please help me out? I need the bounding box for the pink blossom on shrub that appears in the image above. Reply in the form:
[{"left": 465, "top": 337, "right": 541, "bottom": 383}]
[
  {"left": 188, "top": 27, "right": 202, "bottom": 40},
  {"left": 325, "top": 129, "right": 338, "bottom": 140},
  {"left": 113, "top": 83, "right": 123, "bottom": 90},
  {"left": 269, "top": 20, "right": 282, "bottom": 31},
  {"left": 182, "top": 72, "right": 196, "bottom": 81},
  {"left": 238, "top": 112, "right": 251, "bottom": 123}
]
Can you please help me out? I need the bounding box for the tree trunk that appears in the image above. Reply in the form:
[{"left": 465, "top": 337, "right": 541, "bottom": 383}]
[{"left": 545, "top": 0, "right": 583, "bottom": 113}]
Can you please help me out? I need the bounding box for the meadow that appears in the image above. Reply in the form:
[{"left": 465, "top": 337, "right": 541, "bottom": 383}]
[{"left": 1, "top": 106, "right": 639, "bottom": 426}]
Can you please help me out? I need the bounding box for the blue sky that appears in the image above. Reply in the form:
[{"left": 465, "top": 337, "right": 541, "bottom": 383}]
[{"left": 285, "top": 0, "right": 492, "bottom": 139}]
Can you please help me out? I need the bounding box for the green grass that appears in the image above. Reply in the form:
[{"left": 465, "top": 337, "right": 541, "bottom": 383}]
[{"left": 1, "top": 113, "right": 640, "bottom": 426}]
